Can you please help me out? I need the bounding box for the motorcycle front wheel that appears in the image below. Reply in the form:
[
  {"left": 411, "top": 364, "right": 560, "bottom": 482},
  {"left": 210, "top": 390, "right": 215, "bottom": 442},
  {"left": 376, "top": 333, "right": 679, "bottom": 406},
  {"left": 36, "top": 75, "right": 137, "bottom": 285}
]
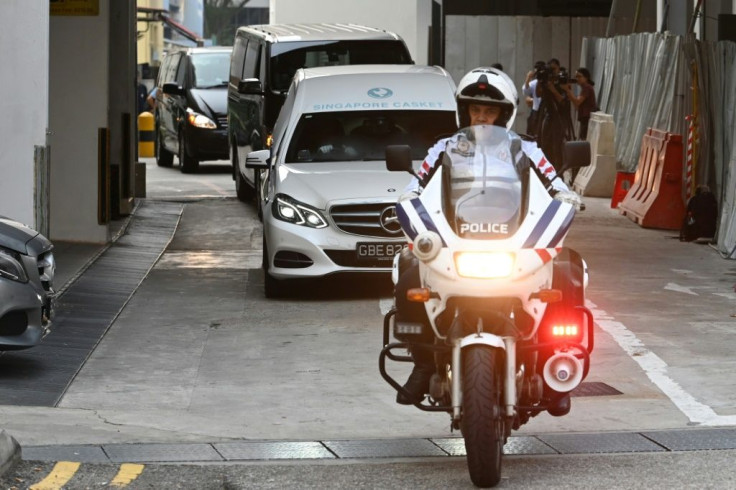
[{"left": 461, "top": 345, "right": 504, "bottom": 488}]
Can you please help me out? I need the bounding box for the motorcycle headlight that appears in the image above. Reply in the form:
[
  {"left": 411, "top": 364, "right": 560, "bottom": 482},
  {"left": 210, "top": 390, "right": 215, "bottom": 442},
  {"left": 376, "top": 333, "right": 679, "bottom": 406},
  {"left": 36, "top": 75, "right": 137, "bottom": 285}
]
[
  {"left": 186, "top": 110, "right": 217, "bottom": 129},
  {"left": 454, "top": 252, "right": 514, "bottom": 279},
  {"left": 273, "top": 194, "right": 328, "bottom": 229},
  {"left": 0, "top": 248, "right": 29, "bottom": 283}
]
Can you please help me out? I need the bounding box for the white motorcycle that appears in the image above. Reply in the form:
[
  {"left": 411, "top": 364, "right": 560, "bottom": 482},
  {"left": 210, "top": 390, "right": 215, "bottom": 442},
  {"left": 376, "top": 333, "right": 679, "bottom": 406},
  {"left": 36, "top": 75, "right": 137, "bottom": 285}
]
[{"left": 379, "top": 126, "right": 594, "bottom": 488}]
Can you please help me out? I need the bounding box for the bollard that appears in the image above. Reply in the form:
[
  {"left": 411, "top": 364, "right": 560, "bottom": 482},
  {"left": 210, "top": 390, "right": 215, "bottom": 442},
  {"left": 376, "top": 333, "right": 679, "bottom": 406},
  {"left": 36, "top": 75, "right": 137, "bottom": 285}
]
[{"left": 138, "top": 111, "right": 155, "bottom": 158}]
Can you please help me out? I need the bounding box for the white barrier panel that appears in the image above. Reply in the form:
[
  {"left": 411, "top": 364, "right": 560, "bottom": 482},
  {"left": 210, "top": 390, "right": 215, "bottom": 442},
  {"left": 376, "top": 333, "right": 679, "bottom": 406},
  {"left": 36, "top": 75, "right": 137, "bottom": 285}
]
[{"left": 573, "top": 112, "right": 617, "bottom": 197}]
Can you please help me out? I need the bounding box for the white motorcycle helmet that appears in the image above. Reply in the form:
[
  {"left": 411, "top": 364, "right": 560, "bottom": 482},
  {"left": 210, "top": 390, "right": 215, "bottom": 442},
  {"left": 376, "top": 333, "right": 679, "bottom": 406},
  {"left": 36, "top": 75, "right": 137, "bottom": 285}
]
[{"left": 456, "top": 67, "right": 519, "bottom": 129}]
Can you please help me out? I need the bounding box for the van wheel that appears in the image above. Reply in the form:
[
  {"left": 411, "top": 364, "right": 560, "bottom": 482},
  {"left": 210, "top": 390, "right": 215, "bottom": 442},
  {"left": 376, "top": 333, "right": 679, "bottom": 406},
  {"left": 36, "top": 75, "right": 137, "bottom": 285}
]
[
  {"left": 179, "top": 133, "right": 199, "bottom": 173},
  {"left": 156, "top": 130, "right": 174, "bottom": 167}
]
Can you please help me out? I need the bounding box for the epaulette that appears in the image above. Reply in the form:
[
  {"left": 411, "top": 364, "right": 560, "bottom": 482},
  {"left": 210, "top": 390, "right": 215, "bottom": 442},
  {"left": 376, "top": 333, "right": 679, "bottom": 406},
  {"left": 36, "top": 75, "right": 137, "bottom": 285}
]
[{"left": 517, "top": 132, "right": 537, "bottom": 142}]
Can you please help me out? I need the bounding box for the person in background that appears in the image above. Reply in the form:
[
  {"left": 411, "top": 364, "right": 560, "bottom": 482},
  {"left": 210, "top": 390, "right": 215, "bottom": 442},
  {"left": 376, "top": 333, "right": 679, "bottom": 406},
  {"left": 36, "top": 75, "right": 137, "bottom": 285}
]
[
  {"left": 563, "top": 67, "right": 596, "bottom": 140},
  {"left": 146, "top": 86, "right": 158, "bottom": 113},
  {"left": 137, "top": 76, "right": 149, "bottom": 115},
  {"left": 522, "top": 61, "right": 545, "bottom": 137}
]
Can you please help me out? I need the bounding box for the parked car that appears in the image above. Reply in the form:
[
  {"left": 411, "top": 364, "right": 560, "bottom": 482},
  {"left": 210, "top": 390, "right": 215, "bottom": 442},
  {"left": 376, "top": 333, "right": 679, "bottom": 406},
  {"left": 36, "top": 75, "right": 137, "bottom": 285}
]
[
  {"left": 155, "top": 46, "right": 232, "bottom": 173},
  {"left": 228, "top": 23, "right": 414, "bottom": 206},
  {"left": 0, "top": 216, "right": 55, "bottom": 350},
  {"left": 245, "top": 65, "right": 457, "bottom": 297}
]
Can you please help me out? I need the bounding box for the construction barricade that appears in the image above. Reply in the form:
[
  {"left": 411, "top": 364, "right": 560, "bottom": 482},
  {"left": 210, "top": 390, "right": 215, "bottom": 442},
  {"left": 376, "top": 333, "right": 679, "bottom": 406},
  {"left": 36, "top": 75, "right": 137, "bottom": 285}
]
[
  {"left": 619, "top": 128, "right": 685, "bottom": 230},
  {"left": 572, "top": 112, "right": 617, "bottom": 197},
  {"left": 610, "top": 171, "right": 635, "bottom": 209}
]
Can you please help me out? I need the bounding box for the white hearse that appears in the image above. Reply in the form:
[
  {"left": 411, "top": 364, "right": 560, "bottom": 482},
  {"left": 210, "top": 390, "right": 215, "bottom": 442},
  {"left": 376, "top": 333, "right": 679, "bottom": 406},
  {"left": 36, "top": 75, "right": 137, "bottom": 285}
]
[{"left": 246, "top": 65, "right": 457, "bottom": 296}]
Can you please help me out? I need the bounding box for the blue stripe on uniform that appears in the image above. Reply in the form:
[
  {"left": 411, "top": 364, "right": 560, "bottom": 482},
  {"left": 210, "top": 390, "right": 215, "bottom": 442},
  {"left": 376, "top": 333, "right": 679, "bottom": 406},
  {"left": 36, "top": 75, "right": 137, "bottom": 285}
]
[
  {"left": 522, "top": 199, "right": 561, "bottom": 248},
  {"left": 412, "top": 200, "right": 447, "bottom": 246},
  {"left": 545, "top": 208, "right": 575, "bottom": 248}
]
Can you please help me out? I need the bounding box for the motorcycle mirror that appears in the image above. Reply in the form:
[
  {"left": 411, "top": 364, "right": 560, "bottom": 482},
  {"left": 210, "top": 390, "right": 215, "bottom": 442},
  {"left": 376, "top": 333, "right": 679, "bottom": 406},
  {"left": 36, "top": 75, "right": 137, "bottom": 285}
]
[
  {"left": 561, "top": 141, "right": 592, "bottom": 173},
  {"left": 385, "top": 145, "right": 418, "bottom": 178}
]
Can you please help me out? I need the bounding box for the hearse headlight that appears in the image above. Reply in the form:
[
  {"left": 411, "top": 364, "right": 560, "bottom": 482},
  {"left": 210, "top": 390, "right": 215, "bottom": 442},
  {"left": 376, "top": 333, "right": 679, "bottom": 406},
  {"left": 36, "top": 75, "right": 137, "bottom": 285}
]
[
  {"left": 273, "top": 194, "right": 328, "bottom": 229},
  {"left": 0, "top": 247, "right": 28, "bottom": 283},
  {"left": 186, "top": 109, "right": 217, "bottom": 129}
]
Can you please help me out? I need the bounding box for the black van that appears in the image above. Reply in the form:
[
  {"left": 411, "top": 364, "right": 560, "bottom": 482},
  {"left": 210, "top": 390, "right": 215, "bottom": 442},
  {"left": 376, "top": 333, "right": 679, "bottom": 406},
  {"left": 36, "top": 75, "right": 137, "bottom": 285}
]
[
  {"left": 228, "top": 23, "right": 413, "bottom": 202},
  {"left": 155, "top": 46, "right": 232, "bottom": 173}
]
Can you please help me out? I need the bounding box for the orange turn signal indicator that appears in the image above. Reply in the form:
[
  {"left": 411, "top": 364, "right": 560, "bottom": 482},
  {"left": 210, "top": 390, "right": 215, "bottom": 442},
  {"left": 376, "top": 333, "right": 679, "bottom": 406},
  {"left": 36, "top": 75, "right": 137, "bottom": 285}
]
[
  {"left": 529, "top": 289, "right": 563, "bottom": 303},
  {"left": 407, "top": 288, "right": 436, "bottom": 302}
]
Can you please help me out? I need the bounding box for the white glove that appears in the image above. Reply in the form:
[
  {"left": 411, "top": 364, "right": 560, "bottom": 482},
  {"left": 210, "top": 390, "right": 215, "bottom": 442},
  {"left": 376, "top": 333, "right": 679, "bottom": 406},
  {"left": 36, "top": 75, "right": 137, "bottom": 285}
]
[
  {"left": 399, "top": 190, "right": 419, "bottom": 202},
  {"left": 554, "top": 190, "right": 583, "bottom": 210}
]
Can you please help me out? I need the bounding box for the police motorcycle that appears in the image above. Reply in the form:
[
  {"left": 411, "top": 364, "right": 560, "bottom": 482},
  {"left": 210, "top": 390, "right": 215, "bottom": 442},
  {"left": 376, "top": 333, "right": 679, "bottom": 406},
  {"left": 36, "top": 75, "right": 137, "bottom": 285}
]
[{"left": 379, "top": 125, "right": 594, "bottom": 488}]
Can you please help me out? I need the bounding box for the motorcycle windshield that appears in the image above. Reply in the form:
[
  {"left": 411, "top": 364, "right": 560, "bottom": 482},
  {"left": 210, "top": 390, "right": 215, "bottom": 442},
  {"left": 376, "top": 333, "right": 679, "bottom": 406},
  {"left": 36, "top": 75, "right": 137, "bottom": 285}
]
[{"left": 442, "top": 126, "right": 527, "bottom": 239}]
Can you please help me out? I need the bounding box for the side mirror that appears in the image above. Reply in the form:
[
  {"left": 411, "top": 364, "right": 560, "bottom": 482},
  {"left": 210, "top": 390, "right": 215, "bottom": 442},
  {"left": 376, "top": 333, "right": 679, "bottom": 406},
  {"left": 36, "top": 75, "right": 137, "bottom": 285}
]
[
  {"left": 238, "top": 78, "right": 263, "bottom": 95},
  {"left": 245, "top": 149, "right": 270, "bottom": 169},
  {"left": 162, "top": 82, "right": 185, "bottom": 97},
  {"left": 385, "top": 145, "right": 414, "bottom": 173},
  {"left": 561, "top": 141, "right": 592, "bottom": 173}
]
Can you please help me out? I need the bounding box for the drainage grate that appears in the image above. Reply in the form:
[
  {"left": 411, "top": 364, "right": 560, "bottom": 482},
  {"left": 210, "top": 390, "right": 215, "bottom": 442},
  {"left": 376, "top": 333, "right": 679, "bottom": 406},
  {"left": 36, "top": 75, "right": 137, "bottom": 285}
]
[
  {"left": 571, "top": 381, "right": 622, "bottom": 397},
  {"left": 0, "top": 201, "right": 182, "bottom": 407}
]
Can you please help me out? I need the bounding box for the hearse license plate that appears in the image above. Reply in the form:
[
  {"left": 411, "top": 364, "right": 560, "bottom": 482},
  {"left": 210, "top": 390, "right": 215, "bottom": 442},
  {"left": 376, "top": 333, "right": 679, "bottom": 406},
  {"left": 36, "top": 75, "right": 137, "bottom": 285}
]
[{"left": 356, "top": 242, "right": 404, "bottom": 261}]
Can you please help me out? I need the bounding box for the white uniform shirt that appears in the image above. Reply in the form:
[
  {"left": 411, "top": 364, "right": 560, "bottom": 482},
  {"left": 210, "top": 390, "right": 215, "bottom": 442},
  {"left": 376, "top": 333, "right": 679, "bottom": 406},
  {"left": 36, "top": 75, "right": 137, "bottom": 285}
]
[
  {"left": 405, "top": 134, "right": 570, "bottom": 194},
  {"left": 523, "top": 79, "right": 542, "bottom": 111}
]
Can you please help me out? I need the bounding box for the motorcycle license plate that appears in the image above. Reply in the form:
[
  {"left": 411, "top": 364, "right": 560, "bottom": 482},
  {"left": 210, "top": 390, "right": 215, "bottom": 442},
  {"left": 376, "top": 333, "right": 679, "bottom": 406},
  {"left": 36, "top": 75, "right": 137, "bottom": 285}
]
[{"left": 356, "top": 242, "right": 403, "bottom": 261}]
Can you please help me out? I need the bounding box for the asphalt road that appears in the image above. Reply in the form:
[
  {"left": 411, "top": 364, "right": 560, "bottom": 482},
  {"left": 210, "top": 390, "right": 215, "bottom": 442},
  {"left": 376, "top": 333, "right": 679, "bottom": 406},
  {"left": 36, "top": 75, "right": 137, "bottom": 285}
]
[{"left": 2, "top": 157, "right": 736, "bottom": 488}]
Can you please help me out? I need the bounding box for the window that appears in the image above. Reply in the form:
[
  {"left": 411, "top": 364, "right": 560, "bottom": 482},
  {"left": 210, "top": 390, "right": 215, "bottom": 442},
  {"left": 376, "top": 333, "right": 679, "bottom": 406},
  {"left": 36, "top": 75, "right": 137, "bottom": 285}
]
[
  {"left": 230, "top": 36, "right": 247, "bottom": 81},
  {"left": 270, "top": 40, "right": 412, "bottom": 92},
  {"left": 243, "top": 40, "right": 260, "bottom": 79},
  {"left": 286, "top": 110, "right": 456, "bottom": 163},
  {"left": 191, "top": 52, "right": 231, "bottom": 88}
]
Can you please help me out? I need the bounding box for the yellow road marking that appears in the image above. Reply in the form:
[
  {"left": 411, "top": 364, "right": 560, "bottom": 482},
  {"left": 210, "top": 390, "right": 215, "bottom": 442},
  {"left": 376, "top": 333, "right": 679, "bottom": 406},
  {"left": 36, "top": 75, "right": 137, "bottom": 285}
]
[
  {"left": 110, "top": 463, "right": 145, "bottom": 487},
  {"left": 30, "top": 461, "right": 80, "bottom": 490}
]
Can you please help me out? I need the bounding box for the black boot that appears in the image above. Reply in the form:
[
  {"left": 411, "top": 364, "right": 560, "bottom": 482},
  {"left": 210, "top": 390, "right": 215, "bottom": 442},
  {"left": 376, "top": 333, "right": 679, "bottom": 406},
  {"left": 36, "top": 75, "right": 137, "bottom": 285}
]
[
  {"left": 396, "top": 346, "right": 434, "bottom": 405},
  {"left": 547, "top": 393, "right": 571, "bottom": 417},
  {"left": 396, "top": 364, "right": 433, "bottom": 405}
]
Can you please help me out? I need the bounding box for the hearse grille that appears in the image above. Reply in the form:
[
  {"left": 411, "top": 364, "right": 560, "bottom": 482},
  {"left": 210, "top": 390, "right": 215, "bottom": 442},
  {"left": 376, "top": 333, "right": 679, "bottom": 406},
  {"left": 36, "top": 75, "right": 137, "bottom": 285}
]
[{"left": 330, "top": 203, "right": 402, "bottom": 238}]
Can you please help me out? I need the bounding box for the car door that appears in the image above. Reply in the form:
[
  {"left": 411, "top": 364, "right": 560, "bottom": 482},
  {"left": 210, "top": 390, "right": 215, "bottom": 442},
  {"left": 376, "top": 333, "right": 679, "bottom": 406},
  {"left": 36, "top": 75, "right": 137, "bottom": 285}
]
[
  {"left": 238, "top": 38, "right": 265, "bottom": 187},
  {"left": 172, "top": 53, "right": 190, "bottom": 154},
  {"left": 159, "top": 52, "right": 182, "bottom": 151}
]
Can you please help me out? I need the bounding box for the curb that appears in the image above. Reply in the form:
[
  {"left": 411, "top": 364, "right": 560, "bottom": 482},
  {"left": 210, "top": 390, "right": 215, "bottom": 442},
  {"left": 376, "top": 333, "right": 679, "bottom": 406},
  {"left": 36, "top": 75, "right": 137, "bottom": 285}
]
[{"left": 0, "top": 430, "right": 21, "bottom": 477}]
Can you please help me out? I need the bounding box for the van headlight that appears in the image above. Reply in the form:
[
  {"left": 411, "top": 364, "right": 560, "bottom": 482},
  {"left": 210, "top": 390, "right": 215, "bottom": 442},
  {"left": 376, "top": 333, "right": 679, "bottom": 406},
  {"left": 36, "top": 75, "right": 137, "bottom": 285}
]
[
  {"left": 186, "top": 110, "right": 216, "bottom": 129},
  {"left": 273, "top": 194, "right": 328, "bottom": 229},
  {"left": 454, "top": 252, "right": 514, "bottom": 279},
  {"left": 0, "top": 248, "right": 28, "bottom": 283}
]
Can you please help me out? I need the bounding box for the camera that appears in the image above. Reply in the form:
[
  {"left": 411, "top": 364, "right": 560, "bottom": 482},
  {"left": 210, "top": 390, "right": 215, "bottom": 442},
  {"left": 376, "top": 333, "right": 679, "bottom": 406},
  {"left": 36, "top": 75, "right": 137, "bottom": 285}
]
[
  {"left": 557, "top": 68, "right": 575, "bottom": 85},
  {"left": 534, "top": 62, "right": 549, "bottom": 83}
]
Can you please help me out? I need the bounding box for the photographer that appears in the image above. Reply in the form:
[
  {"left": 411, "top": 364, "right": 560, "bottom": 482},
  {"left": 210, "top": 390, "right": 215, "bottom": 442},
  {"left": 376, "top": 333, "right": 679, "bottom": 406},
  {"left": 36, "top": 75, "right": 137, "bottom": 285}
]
[
  {"left": 535, "top": 58, "right": 575, "bottom": 171},
  {"left": 563, "top": 67, "right": 596, "bottom": 140}
]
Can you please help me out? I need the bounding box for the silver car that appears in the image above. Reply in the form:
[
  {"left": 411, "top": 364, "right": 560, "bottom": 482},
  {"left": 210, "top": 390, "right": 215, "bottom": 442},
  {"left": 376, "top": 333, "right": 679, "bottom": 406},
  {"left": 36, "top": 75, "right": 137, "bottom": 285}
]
[{"left": 0, "top": 216, "right": 55, "bottom": 350}]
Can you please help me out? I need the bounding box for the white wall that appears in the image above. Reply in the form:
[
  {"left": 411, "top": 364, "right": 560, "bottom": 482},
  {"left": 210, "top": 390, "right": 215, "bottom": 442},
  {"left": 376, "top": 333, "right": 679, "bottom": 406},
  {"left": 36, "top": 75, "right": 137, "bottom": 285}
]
[
  {"left": 49, "top": 4, "right": 109, "bottom": 243},
  {"left": 270, "top": 0, "right": 432, "bottom": 65},
  {"left": 0, "top": 1, "right": 49, "bottom": 227}
]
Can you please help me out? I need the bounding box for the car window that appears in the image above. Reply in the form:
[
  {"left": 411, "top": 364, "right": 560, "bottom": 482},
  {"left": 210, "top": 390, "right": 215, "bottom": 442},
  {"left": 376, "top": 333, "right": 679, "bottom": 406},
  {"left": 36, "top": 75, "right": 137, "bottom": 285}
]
[
  {"left": 243, "top": 40, "right": 260, "bottom": 79},
  {"left": 192, "top": 51, "right": 231, "bottom": 88},
  {"left": 175, "top": 55, "right": 188, "bottom": 85},
  {"left": 270, "top": 40, "right": 412, "bottom": 92},
  {"left": 230, "top": 36, "right": 247, "bottom": 82},
  {"left": 285, "top": 110, "right": 457, "bottom": 163}
]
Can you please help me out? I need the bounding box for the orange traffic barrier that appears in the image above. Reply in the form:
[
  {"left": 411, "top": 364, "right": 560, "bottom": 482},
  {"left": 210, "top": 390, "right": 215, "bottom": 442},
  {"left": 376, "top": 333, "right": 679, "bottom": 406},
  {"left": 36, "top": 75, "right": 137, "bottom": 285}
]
[
  {"left": 619, "top": 128, "right": 685, "bottom": 230},
  {"left": 610, "top": 171, "right": 635, "bottom": 209}
]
